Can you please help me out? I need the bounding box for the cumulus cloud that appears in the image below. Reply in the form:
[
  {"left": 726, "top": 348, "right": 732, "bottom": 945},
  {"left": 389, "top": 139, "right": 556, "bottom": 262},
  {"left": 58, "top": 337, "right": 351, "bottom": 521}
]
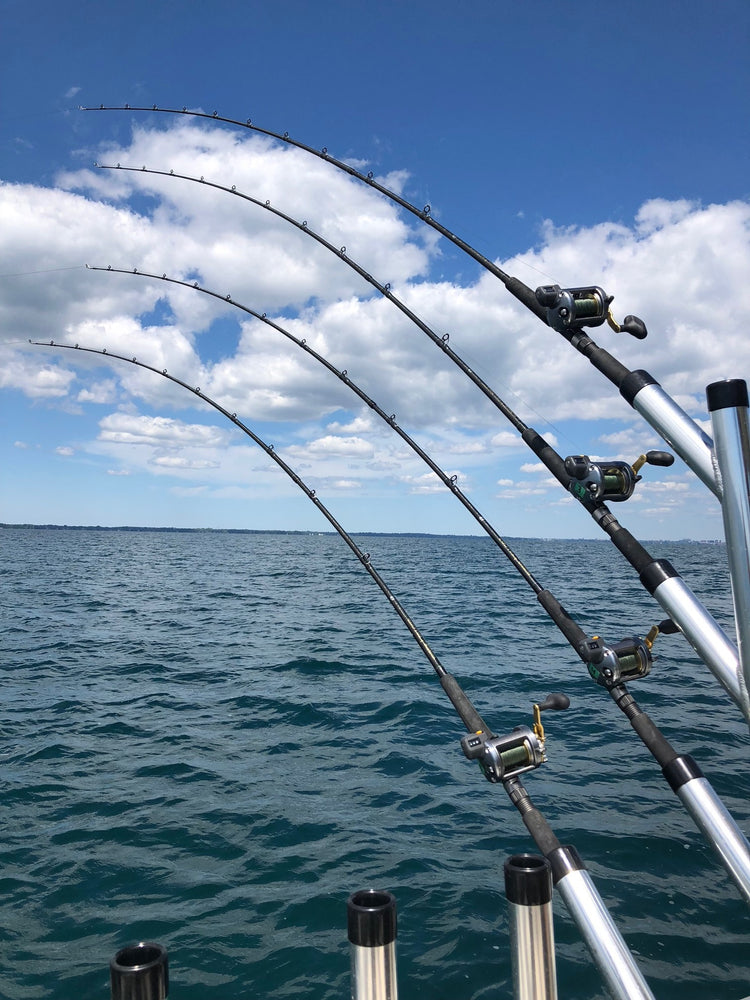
[
  {"left": 98, "top": 412, "right": 230, "bottom": 448},
  {"left": 1, "top": 115, "right": 747, "bottom": 534}
]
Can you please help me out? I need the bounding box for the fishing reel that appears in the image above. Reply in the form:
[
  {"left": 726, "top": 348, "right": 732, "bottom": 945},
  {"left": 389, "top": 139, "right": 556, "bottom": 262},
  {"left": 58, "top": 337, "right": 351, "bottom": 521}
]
[
  {"left": 460, "top": 693, "right": 570, "bottom": 784},
  {"left": 535, "top": 284, "right": 647, "bottom": 340},
  {"left": 564, "top": 450, "right": 674, "bottom": 503},
  {"left": 580, "top": 636, "right": 652, "bottom": 688}
]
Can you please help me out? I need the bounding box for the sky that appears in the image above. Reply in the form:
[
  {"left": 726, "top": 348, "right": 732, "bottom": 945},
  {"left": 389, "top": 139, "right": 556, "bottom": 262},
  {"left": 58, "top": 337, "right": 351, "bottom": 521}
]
[{"left": 1, "top": 0, "right": 749, "bottom": 539}]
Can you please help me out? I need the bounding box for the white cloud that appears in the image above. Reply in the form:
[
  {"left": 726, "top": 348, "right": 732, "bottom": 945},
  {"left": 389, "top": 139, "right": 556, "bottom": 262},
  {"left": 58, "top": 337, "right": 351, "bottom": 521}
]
[
  {"left": 1, "top": 116, "right": 748, "bottom": 533},
  {"left": 98, "top": 412, "right": 230, "bottom": 448},
  {"left": 287, "top": 434, "right": 375, "bottom": 458},
  {"left": 77, "top": 378, "right": 118, "bottom": 404},
  {"left": 151, "top": 455, "right": 220, "bottom": 470},
  {"left": 6, "top": 124, "right": 749, "bottom": 436},
  {"left": 401, "top": 470, "right": 460, "bottom": 494}
]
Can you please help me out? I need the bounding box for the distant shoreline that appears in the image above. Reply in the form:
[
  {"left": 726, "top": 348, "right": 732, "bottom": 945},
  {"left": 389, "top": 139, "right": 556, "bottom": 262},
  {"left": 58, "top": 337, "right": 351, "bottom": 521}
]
[{"left": 0, "top": 523, "right": 724, "bottom": 543}]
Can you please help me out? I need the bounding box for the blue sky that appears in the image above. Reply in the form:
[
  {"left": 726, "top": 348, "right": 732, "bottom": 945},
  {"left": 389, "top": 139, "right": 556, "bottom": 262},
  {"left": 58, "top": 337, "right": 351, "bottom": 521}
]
[{"left": 1, "top": 0, "right": 749, "bottom": 538}]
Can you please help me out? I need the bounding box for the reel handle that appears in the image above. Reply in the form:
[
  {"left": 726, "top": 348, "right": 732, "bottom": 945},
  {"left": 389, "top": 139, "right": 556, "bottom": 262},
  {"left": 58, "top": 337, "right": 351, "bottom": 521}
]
[{"left": 536, "top": 693, "right": 570, "bottom": 712}]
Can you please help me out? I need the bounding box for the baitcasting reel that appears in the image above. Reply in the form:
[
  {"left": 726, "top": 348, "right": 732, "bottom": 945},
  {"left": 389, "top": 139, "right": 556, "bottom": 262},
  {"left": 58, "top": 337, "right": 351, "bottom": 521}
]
[
  {"left": 535, "top": 284, "right": 648, "bottom": 340},
  {"left": 564, "top": 450, "right": 674, "bottom": 502},
  {"left": 460, "top": 693, "right": 570, "bottom": 783},
  {"left": 580, "top": 635, "right": 652, "bottom": 688}
]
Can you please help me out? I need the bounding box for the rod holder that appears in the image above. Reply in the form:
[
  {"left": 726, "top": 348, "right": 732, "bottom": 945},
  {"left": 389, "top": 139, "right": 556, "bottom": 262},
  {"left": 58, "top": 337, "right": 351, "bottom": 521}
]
[
  {"left": 504, "top": 854, "right": 557, "bottom": 1000},
  {"left": 347, "top": 889, "right": 398, "bottom": 1000},
  {"left": 110, "top": 942, "right": 169, "bottom": 1000},
  {"left": 707, "top": 378, "right": 750, "bottom": 722}
]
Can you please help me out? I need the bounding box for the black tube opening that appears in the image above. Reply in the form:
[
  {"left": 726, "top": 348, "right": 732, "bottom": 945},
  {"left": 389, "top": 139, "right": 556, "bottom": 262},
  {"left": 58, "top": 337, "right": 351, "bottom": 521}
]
[
  {"left": 504, "top": 854, "right": 553, "bottom": 905},
  {"left": 110, "top": 942, "right": 168, "bottom": 1000},
  {"left": 347, "top": 889, "right": 397, "bottom": 946}
]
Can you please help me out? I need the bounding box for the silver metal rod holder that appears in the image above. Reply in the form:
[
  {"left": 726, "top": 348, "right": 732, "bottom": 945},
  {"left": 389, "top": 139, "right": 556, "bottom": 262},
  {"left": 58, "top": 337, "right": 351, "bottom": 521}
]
[
  {"left": 110, "top": 942, "right": 168, "bottom": 1000},
  {"left": 347, "top": 889, "right": 398, "bottom": 1000},
  {"left": 629, "top": 378, "right": 718, "bottom": 496},
  {"left": 504, "top": 854, "right": 558, "bottom": 1000},
  {"left": 675, "top": 773, "right": 750, "bottom": 904},
  {"left": 707, "top": 378, "right": 750, "bottom": 722},
  {"left": 550, "top": 848, "right": 656, "bottom": 1000},
  {"left": 649, "top": 573, "right": 743, "bottom": 708}
]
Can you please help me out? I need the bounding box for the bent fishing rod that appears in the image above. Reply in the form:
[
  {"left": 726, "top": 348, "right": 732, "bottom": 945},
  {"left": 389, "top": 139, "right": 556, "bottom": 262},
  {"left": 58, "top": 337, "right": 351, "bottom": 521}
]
[
  {"left": 92, "top": 161, "right": 747, "bottom": 715},
  {"left": 99, "top": 110, "right": 750, "bottom": 715},
  {"left": 68, "top": 264, "right": 750, "bottom": 904},
  {"left": 83, "top": 106, "right": 715, "bottom": 493},
  {"left": 30, "top": 337, "right": 661, "bottom": 999},
  {"left": 31, "top": 340, "right": 480, "bottom": 730},
  {"left": 78, "top": 271, "right": 703, "bottom": 676},
  {"left": 86, "top": 265, "right": 541, "bottom": 592}
]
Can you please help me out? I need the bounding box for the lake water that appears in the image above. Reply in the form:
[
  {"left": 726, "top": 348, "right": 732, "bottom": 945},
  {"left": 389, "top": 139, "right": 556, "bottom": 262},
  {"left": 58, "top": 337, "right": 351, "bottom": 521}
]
[{"left": 1, "top": 527, "right": 748, "bottom": 998}]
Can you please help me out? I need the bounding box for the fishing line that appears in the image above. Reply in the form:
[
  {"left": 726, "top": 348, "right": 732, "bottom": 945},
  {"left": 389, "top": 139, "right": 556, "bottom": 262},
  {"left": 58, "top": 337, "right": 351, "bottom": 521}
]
[{"left": 0, "top": 264, "right": 87, "bottom": 278}]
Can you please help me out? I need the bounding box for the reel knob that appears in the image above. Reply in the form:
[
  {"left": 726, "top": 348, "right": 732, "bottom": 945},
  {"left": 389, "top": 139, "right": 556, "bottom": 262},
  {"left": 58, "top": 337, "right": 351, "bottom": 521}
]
[{"left": 536, "top": 693, "right": 570, "bottom": 712}]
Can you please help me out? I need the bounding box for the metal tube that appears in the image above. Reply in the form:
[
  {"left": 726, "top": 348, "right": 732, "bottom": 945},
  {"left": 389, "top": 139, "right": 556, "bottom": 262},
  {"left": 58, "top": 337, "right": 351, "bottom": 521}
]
[
  {"left": 630, "top": 382, "right": 718, "bottom": 496},
  {"left": 110, "top": 943, "right": 168, "bottom": 1000},
  {"left": 650, "top": 575, "right": 744, "bottom": 709},
  {"left": 550, "top": 850, "right": 656, "bottom": 1000},
  {"left": 707, "top": 379, "right": 750, "bottom": 720},
  {"left": 347, "top": 890, "right": 398, "bottom": 1000},
  {"left": 504, "top": 854, "right": 557, "bottom": 1000},
  {"left": 675, "top": 776, "right": 750, "bottom": 904}
]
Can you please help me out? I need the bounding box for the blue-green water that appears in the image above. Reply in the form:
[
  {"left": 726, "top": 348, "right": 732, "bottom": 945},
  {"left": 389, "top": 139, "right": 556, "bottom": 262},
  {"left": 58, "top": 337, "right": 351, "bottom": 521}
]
[{"left": 1, "top": 528, "right": 748, "bottom": 998}]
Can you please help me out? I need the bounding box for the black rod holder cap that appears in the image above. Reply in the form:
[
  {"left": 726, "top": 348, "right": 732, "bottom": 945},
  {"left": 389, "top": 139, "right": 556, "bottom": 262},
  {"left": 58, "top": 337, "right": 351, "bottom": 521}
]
[
  {"left": 110, "top": 942, "right": 168, "bottom": 1000},
  {"left": 504, "top": 854, "right": 553, "bottom": 906},
  {"left": 347, "top": 889, "right": 397, "bottom": 947},
  {"left": 706, "top": 378, "right": 749, "bottom": 412}
]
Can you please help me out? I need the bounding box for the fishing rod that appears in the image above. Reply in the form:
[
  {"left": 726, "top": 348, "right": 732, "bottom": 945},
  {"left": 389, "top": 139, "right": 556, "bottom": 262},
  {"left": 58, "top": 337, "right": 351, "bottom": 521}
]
[
  {"left": 92, "top": 161, "right": 747, "bottom": 716},
  {"left": 93, "top": 162, "right": 527, "bottom": 434},
  {"left": 84, "top": 107, "right": 750, "bottom": 717},
  {"left": 82, "top": 106, "right": 717, "bottom": 498},
  {"left": 76, "top": 272, "right": 694, "bottom": 677},
  {"left": 81, "top": 105, "right": 529, "bottom": 299},
  {"left": 31, "top": 337, "right": 657, "bottom": 999},
  {"left": 85, "top": 266, "right": 542, "bottom": 593},
  {"left": 30, "top": 341, "right": 479, "bottom": 728},
  {"left": 36, "top": 292, "right": 750, "bottom": 903},
  {"left": 78, "top": 270, "right": 691, "bottom": 680}
]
